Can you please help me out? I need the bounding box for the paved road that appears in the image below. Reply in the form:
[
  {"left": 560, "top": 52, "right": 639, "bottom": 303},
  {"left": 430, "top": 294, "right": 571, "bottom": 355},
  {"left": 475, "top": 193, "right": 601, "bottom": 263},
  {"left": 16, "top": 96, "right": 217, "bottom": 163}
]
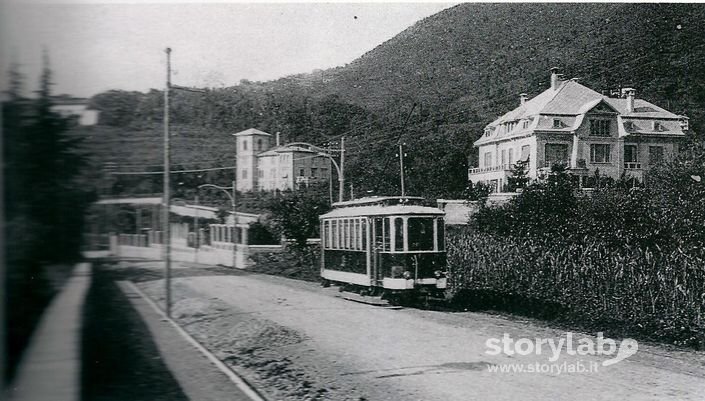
[{"left": 130, "top": 261, "right": 705, "bottom": 401}]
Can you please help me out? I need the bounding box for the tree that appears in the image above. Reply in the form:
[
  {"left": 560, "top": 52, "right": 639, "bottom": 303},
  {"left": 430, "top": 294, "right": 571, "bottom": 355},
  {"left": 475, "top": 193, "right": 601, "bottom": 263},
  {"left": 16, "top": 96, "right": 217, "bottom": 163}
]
[
  {"left": 506, "top": 159, "right": 530, "bottom": 191},
  {"left": 266, "top": 184, "right": 330, "bottom": 249},
  {"left": 4, "top": 53, "right": 94, "bottom": 265}
]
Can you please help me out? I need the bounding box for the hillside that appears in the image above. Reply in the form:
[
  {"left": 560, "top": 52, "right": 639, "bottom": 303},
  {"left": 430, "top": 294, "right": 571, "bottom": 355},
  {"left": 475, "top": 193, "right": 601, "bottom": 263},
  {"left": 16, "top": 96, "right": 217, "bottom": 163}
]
[{"left": 82, "top": 3, "right": 705, "bottom": 199}]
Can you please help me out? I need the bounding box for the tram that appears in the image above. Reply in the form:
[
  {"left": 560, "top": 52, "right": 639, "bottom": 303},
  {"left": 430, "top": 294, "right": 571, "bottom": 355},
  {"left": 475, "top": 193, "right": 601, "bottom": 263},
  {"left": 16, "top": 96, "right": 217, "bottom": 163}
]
[{"left": 319, "top": 196, "right": 447, "bottom": 300}]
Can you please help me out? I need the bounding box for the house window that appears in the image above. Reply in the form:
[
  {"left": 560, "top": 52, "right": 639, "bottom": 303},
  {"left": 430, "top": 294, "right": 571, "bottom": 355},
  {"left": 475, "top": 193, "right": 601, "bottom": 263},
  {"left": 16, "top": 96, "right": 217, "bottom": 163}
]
[
  {"left": 522, "top": 120, "right": 530, "bottom": 129},
  {"left": 624, "top": 145, "right": 638, "bottom": 163},
  {"left": 521, "top": 145, "right": 530, "bottom": 161},
  {"left": 257, "top": 138, "right": 263, "bottom": 151},
  {"left": 501, "top": 149, "right": 506, "bottom": 166},
  {"left": 553, "top": 119, "right": 562, "bottom": 129},
  {"left": 242, "top": 139, "right": 248, "bottom": 151},
  {"left": 311, "top": 168, "right": 318, "bottom": 177},
  {"left": 590, "top": 144, "right": 611, "bottom": 163},
  {"left": 299, "top": 168, "right": 305, "bottom": 176},
  {"left": 653, "top": 121, "right": 665, "bottom": 131},
  {"left": 649, "top": 146, "right": 664, "bottom": 165},
  {"left": 545, "top": 144, "right": 569, "bottom": 166},
  {"left": 484, "top": 152, "right": 492, "bottom": 167},
  {"left": 590, "top": 119, "right": 611, "bottom": 137},
  {"left": 508, "top": 148, "right": 514, "bottom": 166}
]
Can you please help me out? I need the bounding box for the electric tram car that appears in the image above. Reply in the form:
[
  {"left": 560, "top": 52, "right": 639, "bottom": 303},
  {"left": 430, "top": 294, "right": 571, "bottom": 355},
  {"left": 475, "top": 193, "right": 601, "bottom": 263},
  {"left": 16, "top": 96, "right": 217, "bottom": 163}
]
[{"left": 319, "top": 196, "right": 447, "bottom": 300}]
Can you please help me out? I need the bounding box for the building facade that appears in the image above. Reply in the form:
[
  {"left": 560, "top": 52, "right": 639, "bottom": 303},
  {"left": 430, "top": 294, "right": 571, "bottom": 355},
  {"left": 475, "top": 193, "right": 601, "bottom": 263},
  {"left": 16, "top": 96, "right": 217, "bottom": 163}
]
[
  {"left": 50, "top": 95, "right": 99, "bottom": 126},
  {"left": 234, "top": 128, "right": 331, "bottom": 192},
  {"left": 469, "top": 69, "right": 689, "bottom": 191}
]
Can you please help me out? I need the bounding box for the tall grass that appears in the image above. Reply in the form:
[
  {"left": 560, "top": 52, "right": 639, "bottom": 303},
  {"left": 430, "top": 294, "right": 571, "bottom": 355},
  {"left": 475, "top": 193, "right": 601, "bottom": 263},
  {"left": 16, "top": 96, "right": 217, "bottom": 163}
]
[{"left": 447, "top": 227, "right": 705, "bottom": 347}]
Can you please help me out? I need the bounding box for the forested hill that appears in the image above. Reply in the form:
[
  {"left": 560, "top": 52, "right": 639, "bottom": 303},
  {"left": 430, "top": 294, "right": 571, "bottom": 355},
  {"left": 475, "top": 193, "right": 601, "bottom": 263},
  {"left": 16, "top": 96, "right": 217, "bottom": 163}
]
[{"left": 84, "top": 3, "right": 705, "bottom": 198}]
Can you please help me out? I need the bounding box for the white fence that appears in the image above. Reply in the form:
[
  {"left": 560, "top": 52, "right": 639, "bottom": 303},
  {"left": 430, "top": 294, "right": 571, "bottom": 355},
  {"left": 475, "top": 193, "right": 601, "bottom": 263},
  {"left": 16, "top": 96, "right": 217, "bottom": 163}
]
[{"left": 110, "top": 222, "right": 282, "bottom": 268}]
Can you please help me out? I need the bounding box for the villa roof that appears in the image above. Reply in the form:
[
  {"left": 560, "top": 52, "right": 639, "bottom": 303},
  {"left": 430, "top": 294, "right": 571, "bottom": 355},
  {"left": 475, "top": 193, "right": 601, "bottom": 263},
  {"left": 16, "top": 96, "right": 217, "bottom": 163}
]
[{"left": 476, "top": 79, "right": 685, "bottom": 146}]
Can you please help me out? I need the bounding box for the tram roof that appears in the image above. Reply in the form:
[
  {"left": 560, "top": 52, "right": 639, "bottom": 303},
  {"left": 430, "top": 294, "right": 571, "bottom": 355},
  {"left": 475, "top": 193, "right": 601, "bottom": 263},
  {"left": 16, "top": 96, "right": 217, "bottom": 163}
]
[
  {"left": 332, "top": 196, "right": 426, "bottom": 208},
  {"left": 320, "top": 204, "right": 444, "bottom": 219}
]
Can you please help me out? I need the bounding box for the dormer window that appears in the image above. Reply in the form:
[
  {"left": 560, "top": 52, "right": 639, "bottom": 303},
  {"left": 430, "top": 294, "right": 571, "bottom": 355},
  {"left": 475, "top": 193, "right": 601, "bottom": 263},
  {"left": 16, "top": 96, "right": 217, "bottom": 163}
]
[
  {"left": 552, "top": 119, "right": 562, "bottom": 129},
  {"left": 589, "top": 119, "right": 610, "bottom": 137},
  {"left": 653, "top": 121, "right": 665, "bottom": 131},
  {"left": 522, "top": 120, "right": 530, "bottom": 129}
]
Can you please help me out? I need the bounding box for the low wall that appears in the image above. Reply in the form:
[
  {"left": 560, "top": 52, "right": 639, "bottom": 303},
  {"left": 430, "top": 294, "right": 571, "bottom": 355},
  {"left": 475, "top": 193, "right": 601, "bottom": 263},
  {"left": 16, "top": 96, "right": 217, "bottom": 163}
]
[{"left": 111, "top": 238, "right": 281, "bottom": 268}]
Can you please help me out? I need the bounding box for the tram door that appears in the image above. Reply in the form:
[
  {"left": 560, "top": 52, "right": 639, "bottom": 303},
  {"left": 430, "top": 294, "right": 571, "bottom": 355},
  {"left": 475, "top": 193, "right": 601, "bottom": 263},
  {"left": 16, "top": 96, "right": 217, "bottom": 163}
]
[{"left": 371, "top": 217, "right": 385, "bottom": 284}]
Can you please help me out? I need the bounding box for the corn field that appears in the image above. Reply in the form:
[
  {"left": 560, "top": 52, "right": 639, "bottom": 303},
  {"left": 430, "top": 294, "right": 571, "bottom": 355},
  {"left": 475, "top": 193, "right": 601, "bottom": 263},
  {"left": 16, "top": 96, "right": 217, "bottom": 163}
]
[{"left": 446, "top": 227, "right": 705, "bottom": 347}]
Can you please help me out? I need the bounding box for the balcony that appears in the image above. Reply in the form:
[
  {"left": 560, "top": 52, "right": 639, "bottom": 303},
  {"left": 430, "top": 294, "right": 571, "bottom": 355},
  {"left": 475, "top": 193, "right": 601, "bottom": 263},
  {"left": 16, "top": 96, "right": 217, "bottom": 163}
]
[
  {"left": 540, "top": 160, "right": 570, "bottom": 169},
  {"left": 468, "top": 164, "right": 513, "bottom": 175},
  {"left": 624, "top": 162, "right": 642, "bottom": 169}
]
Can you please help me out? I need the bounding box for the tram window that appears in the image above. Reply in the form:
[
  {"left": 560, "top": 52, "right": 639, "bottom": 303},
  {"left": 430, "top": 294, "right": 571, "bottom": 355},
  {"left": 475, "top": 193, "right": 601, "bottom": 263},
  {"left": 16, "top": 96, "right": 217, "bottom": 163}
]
[
  {"left": 345, "top": 219, "right": 350, "bottom": 249},
  {"left": 383, "top": 218, "right": 391, "bottom": 251},
  {"left": 323, "top": 221, "right": 330, "bottom": 248},
  {"left": 353, "top": 219, "right": 358, "bottom": 250},
  {"left": 339, "top": 219, "right": 346, "bottom": 249},
  {"left": 408, "top": 218, "right": 434, "bottom": 251},
  {"left": 339, "top": 219, "right": 344, "bottom": 249},
  {"left": 394, "top": 217, "right": 404, "bottom": 252},
  {"left": 332, "top": 220, "right": 338, "bottom": 249},
  {"left": 346, "top": 219, "right": 351, "bottom": 249},
  {"left": 361, "top": 219, "right": 367, "bottom": 250},
  {"left": 437, "top": 218, "right": 445, "bottom": 251}
]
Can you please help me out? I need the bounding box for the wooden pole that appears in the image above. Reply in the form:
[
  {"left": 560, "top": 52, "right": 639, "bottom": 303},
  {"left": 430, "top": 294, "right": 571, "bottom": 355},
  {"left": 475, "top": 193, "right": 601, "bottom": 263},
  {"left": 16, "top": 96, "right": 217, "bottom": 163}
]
[{"left": 163, "top": 47, "right": 172, "bottom": 317}]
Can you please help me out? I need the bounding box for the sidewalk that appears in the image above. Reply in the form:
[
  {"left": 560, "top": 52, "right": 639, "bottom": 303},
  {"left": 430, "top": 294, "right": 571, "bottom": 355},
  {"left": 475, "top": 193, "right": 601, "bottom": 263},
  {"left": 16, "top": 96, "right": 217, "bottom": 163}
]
[
  {"left": 6, "top": 263, "right": 92, "bottom": 401},
  {"left": 117, "top": 280, "right": 264, "bottom": 401}
]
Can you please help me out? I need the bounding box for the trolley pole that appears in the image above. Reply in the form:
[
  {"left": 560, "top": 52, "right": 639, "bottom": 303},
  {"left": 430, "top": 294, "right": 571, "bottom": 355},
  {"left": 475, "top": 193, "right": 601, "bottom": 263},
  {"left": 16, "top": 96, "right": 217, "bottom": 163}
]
[
  {"left": 328, "top": 142, "right": 333, "bottom": 204},
  {"left": 163, "top": 47, "right": 172, "bottom": 318},
  {"left": 339, "top": 136, "right": 345, "bottom": 203},
  {"left": 398, "top": 143, "right": 406, "bottom": 197}
]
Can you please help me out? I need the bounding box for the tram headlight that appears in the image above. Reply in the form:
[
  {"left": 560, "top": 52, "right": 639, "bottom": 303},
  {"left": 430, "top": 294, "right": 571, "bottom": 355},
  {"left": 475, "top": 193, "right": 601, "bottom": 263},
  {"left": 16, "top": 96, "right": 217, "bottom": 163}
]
[{"left": 402, "top": 271, "right": 412, "bottom": 280}]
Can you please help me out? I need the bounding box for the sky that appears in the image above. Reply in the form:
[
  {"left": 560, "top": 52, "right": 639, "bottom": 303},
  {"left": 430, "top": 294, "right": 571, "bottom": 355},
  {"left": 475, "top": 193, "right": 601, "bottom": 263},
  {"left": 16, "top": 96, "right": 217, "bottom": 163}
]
[{"left": 1, "top": 1, "right": 455, "bottom": 97}]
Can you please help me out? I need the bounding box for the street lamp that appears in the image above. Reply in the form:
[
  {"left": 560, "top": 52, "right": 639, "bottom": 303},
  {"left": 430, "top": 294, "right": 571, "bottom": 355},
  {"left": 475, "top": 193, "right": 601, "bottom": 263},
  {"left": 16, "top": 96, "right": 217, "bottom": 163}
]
[
  {"left": 283, "top": 138, "right": 345, "bottom": 202},
  {"left": 198, "top": 181, "right": 237, "bottom": 268}
]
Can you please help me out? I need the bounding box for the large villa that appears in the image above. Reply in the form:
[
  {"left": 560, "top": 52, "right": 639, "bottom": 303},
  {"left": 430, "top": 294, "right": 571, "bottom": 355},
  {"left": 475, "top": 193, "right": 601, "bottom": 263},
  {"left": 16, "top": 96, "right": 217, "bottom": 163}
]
[{"left": 469, "top": 68, "right": 690, "bottom": 191}]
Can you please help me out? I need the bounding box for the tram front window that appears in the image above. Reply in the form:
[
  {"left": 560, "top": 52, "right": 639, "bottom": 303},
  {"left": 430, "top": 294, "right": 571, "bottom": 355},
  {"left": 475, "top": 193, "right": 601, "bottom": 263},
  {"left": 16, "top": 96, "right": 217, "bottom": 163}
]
[{"left": 408, "top": 217, "right": 434, "bottom": 251}]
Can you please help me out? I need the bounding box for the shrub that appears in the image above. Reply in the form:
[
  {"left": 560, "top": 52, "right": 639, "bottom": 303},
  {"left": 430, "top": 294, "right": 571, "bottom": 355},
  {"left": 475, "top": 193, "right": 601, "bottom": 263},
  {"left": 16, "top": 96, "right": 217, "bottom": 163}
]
[{"left": 446, "top": 227, "right": 705, "bottom": 347}]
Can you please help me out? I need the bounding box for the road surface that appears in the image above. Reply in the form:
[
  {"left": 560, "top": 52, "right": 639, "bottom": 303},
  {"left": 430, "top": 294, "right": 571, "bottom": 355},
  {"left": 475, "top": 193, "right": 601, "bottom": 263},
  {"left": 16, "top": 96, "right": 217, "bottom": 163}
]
[{"left": 124, "top": 260, "right": 705, "bottom": 401}]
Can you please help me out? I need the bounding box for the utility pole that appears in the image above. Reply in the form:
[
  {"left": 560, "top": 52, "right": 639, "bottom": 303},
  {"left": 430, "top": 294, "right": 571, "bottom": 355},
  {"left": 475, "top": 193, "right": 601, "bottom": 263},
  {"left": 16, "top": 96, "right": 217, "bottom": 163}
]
[
  {"left": 398, "top": 143, "right": 406, "bottom": 197},
  {"left": 163, "top": 47, "right": 172, "bottom": 317},
  {"left": 339, "top": 136, "right": 345, "bottom": 203},
  {"left": 231, "top": 179, "right": 237, "bottom": 268}
]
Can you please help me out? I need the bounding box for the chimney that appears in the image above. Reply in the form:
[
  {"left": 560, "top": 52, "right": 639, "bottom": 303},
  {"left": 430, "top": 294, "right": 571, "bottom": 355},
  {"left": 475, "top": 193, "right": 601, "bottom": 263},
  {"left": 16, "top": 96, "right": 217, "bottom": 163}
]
[
  {"left": 622, "top": 88, "right": 636, "bottom": 113},
  {"left": 275, "top": 131, "right": 280, "bottom": 147},
  {"left": 519, "top": 93, "right": 528, "bottom": 106},
  {"left": 550, "top": 67, "right": 560, "bottom": 90}
]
